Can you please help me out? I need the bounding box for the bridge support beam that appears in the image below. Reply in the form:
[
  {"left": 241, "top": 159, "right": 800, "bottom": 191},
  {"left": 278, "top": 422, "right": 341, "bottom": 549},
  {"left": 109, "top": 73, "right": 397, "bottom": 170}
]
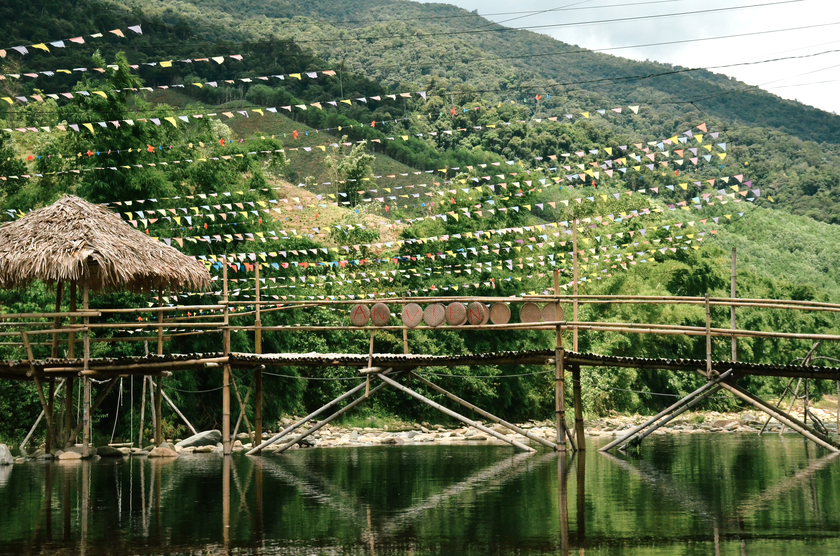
[
  {"left": 718, "top": 381, "right": 840, "bottom": 452},
  {"left": 601, "top": 370, "right": 733, "bottom": 452}
]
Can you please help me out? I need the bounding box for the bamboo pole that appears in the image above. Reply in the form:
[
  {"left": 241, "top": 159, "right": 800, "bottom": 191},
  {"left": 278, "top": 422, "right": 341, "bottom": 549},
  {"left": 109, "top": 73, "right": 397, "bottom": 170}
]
[
  {"left": 138, "top": 374, "right": 147, "bottom": 448},
  {"left": 51, "top": 280, "right": 64, "bottom": 358},
  {"left": 222, "top": 258, "right": 231, "bottom": 456},
  {"left": 47, "top": 378, "right": 55, "bottom": 453},
  {"left": 147, "top": 376, "right": 156, "bottom": 446},
  {"left": 273, "top": 379, "right": 391, "bottom": 455},
  {"left": 231, "top": 372, "right": 254, "bottom": 442},
  {"left": 731, "top": 248, "right": 737, "bottom": 361},
  {"left": 572, "top": 220, "right": 579, "bottom": 352},
  {"left": 409, "top": 372, "right": 557, "bottom": 449},
  {"left": 705, "top": 293, "right": 712, "bottom": 376},
  {"left": 20, "top": 379, "right": 66, "bottom": 453},
  {"left": 65, "top": 377, "right": 119, "bottom": 447},
  {"left": 254, "top": 262, "right": 263, "bottom": 450},
  {"left": 402, "top": 295, "right": 409, "bottom": 354},
  {"left": 148, "top": 379, "right": 197, "bottom": 436},
  {"left": 627, "top": 386, "right": 723, "bottom": 449},
  {"left": 720, "top": 382, "right": 839, "bottom": 451},
  {"left": 376, "top": 373, "right": 535, "bottom": 452},
  {"left": 247, "top": 380, "right": 369, "bottom": 455},
  {"left": 232, "top": 375, "right": 255, "bottom": 441},
  {"left": 758, "top": 378, "right": 795, "bottom": 435},
  {"left": 366, "top": 332, "right": 374, "bottom": 397},
  {"left": 82, "top": 280, "right": 91, "bottom": 457},
  {"left": 600, "top": 370, "right": 734, "bottom": 452}
]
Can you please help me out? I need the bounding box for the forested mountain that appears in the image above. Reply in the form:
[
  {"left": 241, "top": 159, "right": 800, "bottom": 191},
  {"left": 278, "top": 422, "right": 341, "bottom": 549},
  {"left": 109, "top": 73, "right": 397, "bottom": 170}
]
[{"left": 0, "top": 0, "right": 839, "bottom": 444}]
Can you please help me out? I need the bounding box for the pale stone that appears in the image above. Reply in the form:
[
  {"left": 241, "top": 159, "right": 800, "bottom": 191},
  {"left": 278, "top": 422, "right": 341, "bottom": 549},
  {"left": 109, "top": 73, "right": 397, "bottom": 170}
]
[
  {"left": 0, "top": 445, "right": 13, "bottom": 465},
  {"left": 175, "top": 430, "right": 221, "bottom": 449},
  {"left": 148, "top": 447, "right": 178, "bottom": 458},
  {"left": 58, "top": 451, "right": 82, "bottom": 460},
  {"left": 193, "top": 445, "right": 213, "bottom": 453}
]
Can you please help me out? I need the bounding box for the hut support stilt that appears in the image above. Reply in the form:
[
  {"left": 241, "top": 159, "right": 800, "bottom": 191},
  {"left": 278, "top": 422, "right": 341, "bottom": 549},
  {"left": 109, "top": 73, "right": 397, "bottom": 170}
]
[
  {"left": 154, "top": 376, "right": 162, "bottom": 446},
  {"left": 82, "top": 281, "right": 91, "bottom": 457},
  {"left": 254, "top": 263, "right": 263, "bottom": 450},
  {"left": 138, "top": 374, "right": 146, "bottom": 448},
  {"left": 247, "top": 380, "right": 371, "bottom": 455},
  {"left": 408, "top": 371, "right": 557, "bottom": 449},
  {"left": 554, "top": 270, "right": 570, "bottom": 453},
  {"left": 601, "top": 370, "right": 734, "bottom": 452},
  {"left": 376, "top": 373, "right": 535, "bottom": 452}
]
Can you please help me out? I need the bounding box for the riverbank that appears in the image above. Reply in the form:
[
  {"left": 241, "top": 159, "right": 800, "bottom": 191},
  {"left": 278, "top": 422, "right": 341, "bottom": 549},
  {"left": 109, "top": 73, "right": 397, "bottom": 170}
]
[{"left": 4, "top": 406, "right": 839, "bottom": 461}]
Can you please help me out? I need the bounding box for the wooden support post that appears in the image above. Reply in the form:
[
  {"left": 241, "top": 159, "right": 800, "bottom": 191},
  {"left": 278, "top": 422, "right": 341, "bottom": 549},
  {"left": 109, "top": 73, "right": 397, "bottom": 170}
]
[
  {"left": 138, "top": 374, "right": 147, "bottom": 448},
  {"left": 154, "top": 296, "right": 164, "bottom": 446},
  {"left": 47, "top": 379, "right": 55, "bottom": 454},
  {"left": 51, "top": 280, "right": 64, "bottom": 358},
  {"left": 68, "top": 281, "right": 76, "bottom": 360},
  {"left": 402, "top": 295, "right": 409, "bottom": 354},
  {"left": 247, "top": 381, "right": 370, "bottom": 455},
  {"left": 222, "top": 258, "right": 231, "bottom": 456},
  {"left": 705, "top": 293, "right": 712, "bottom": 376},
  {"left": 275, "top": 379, "right": 390, "bottom": 454},
  {"left": 572, "top": 220, "right": 579, "bottom": 352},
  {"left": 731, "top": 248, "right": 737, "bottom": 362},
  {"left": 572, "top": 364, "right": 585, "bottom": 451},
  {"left": 222, "top": 454, "right": 231, "bottom": 549},
  {"left": 82, "top": 281, "right": 91, "bottom": 457},
  {"left": 376, "top": 373, "right": 536, "bottom": 452},
  {"left": 147, "top": 376, "right": 156, "bottom": 444},
  {"left": 409, "top": 372, "right": 557, "bottom": 449},
  {"left": 64, "top": 376, "right": 73, "bottom": 447},
  {"left": 232, "top": 376, "right": 255, "bottom": 441},
  {"left": 254, "top": 263, "right": 263, "bottom": 450},
  {"left": 366, "top": 332, "right": 374, "bottom": 397},
  {"left": 555, "top": 270, "right": 568, "bottom": 453}
]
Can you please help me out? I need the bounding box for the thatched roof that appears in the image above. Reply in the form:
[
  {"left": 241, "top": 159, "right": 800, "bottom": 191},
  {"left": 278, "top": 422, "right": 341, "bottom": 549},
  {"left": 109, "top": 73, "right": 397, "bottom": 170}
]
[{"left": 0, "top": 195, "right": 210, "bottom": 293}]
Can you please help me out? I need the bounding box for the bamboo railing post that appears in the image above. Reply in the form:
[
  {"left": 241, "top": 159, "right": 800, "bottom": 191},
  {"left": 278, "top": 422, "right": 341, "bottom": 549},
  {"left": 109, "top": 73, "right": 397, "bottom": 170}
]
[
  {"left": 254, "top": 262, "right": 263, "bottom": 449},
  {"left": 402, "top": 295, "right": 409, "bottom": 354},
  {"left": 705, "top": 293, "right": 712, "bottom": 376},
  {"left": 51, "top": 280, "right": 64, "bottom": 358},
  {"left": 222, "top": 257, "right": 232, "bottom": 456},
  {"left": 731, "top": 248, "right": 737, "bottom": 361},
  {"left": 82, "top": 280, "right": 91, "bottom": 458},
  {"left": 554, "top": 271, "right": 568, "bottom": 453},
  {"left": 65, "top": 281, "right": 76, "bottom": 447},
  {"left": 572, "top": 219, "right": 579, "bottom": 352},
  {"left": 155, "top": 296, "right": 164, "bottom": 446}
]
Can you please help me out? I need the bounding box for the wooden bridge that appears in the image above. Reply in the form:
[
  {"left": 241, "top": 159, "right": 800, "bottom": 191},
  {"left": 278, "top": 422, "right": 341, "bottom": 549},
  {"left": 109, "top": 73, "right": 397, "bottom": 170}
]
[{"left": 5, "top": 259, "right": 840, "bottom": 457}]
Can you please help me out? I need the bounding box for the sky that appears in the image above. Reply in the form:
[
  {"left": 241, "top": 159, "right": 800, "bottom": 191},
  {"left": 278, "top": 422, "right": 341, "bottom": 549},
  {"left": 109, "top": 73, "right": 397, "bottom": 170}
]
[{"left": 417, "top": 0, "right": 840, "bottom": 114}]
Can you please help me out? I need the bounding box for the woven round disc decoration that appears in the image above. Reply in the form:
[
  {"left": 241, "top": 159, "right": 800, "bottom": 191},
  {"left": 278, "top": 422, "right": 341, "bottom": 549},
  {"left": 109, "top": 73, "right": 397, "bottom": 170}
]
[
  {"left": 542, "top": 304, "right": 563, "bottom": 322},
  {"left": 519, "top": 302, "right": 542, "bottom": 323},
  {"left": 490, "top": 303, "right": 511, "bottom": 324},
  {"left": 466, "top": 302, "right": 488, "bottom": 325},
  {"left": 423, "top": 303, "right": 446, "bottom": 327},
  {"left": 445, "top": 302, "right": 467, "bottom": 325},
  {"left": 371, "top": 303, "right": 391, "bottom": 326},
  {"left": 349, "top": 304, "right": 370, "bottom": 326},
  {"left": 401, "top": 303, "right": 424, "bottom": 328}
]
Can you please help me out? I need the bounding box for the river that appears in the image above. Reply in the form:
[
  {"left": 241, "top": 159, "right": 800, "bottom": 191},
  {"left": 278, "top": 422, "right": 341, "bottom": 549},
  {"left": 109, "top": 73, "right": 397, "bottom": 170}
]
[{"left": 1, "top": 434, "right": 839, "bottom": 555}]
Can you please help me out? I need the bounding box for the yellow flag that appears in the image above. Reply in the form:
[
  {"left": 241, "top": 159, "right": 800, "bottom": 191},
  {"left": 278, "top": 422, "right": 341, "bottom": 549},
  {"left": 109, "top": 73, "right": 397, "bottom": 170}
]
[
  {"left": 1, "top": 97, "right": 11, "bottom": 105},
  {"left": 82, "top": 123, "right": 95, "bottom": 134},
  {"left": 31, "top": 43, "right": 49, "bottom": 52},
  {"left": 92, "top": 91, "right": 107, "bottom": 98},
  {"left": 160, "top": 60, "right": 173, "bottom": 68},
  {"left": 289, "top": 73, "right": 301, "bottom": 80},
  {"left": 164, "top": 117, "right": 177, "bottom": 127}
]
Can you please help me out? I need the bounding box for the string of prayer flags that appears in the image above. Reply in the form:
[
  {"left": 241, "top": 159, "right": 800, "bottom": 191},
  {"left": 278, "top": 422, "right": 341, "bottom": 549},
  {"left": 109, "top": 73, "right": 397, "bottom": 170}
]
[{"left": 0, "top": 25, "right": 142, "bottom": 59}]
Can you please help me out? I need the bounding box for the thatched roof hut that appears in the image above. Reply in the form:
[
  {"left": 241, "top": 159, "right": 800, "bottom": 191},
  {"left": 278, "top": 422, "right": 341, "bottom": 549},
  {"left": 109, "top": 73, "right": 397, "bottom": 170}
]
[{"left": 0, "top": 195, "right": 210, "bottom": 292}]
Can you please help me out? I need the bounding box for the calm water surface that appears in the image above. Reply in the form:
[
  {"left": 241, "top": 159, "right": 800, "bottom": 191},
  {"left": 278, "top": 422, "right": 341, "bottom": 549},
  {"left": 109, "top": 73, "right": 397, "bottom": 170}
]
[{"left": 1, "top": 435, "right": 839, "bottom": 555}]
